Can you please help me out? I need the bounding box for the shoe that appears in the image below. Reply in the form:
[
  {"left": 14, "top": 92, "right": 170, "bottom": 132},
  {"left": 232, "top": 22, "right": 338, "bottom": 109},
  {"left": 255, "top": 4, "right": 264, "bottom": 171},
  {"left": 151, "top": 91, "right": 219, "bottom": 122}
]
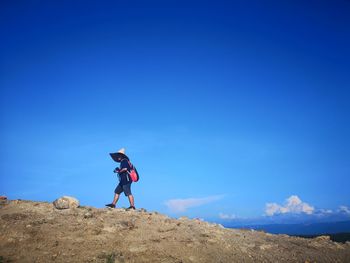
[
  {"left": 105, "top": 203, "right": 115, "bottom": 208},
  {"left": 126, "top": 206, "right": 136, "bottom": 210}
]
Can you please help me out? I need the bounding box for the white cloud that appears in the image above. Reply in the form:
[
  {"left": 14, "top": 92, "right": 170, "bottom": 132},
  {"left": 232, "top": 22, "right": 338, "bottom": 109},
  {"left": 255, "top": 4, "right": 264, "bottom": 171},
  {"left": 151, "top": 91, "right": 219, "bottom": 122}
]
[
  {"left": 318, "top": 209, "right": 333, "bottom": 215},
  {"left": 265, "top": 195, "right": 314, "bottom": 216},
  {"left": 164, "top": 195, "right": 224, "bottom": 213},
  {"left": 265, "top": 203, "right": 283, "bottom": 216},
  {"left": 219, "top": 213, "right": 237, "bottom": 220},
  {"left": 338, "top": 205, "right": 350, "bottom": 215}
]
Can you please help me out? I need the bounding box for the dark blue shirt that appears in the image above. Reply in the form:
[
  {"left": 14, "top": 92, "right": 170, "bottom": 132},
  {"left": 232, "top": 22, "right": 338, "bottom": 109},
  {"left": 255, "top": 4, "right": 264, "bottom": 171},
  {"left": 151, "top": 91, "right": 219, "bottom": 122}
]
[{"left": 118, "top": 158, "right": 131, "bottom": 185}]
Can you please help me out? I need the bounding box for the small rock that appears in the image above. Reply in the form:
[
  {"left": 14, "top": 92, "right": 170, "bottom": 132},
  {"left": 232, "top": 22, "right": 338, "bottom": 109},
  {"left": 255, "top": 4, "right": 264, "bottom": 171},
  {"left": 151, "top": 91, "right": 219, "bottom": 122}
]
[
  {"left": 129, "top": 245, "right": 147, "bottom": 253},
  {"left": 333, "top": 242, "right": 345, "bottom": 249},
  {"left": 259, "top": 244, "right": 273, "bottom": 250},
  {"left": 53, "top": 196, "right": 80, "bottom": 209},
  {"left": 207, "top": 238, "right": 217, "bottom": 244},
  {"left": 164, "top": 219, "right": 172, "bottom": 224},
  {"left": 84, "top": 212, "right": 93, "bottom": 219}
]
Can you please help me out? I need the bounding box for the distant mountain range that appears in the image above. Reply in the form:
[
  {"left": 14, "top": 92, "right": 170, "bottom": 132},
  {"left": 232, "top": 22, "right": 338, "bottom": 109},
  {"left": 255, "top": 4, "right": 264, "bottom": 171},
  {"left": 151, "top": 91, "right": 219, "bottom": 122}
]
[{"left": 227, "top": 220, "right": 350, "bottom": 236}]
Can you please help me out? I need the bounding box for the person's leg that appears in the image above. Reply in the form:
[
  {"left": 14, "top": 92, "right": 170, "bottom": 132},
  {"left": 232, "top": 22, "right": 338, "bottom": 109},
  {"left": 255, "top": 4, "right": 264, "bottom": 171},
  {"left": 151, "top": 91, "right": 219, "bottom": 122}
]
[
  {"left": 113, "top": 184, "right": 123, "bottom": 205},
  {"left": 106, "top": 185, "right": 122, "bottom": 207},
  {"left": 128, "top": 195, "right": 135, "bottom": 207},
  {"left": 112, "top": 193, "right": 120, "bottom": 205},
  {"left": 123, "top": 184, "right": 135, "bottom": 209}
]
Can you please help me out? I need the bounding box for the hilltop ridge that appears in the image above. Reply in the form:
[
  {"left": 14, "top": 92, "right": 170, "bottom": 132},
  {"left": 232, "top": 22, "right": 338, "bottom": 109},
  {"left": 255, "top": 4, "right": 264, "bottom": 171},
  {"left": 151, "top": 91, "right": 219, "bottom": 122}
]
[{"left": 1, "top": 199, "right": 350, "bottom": 262}]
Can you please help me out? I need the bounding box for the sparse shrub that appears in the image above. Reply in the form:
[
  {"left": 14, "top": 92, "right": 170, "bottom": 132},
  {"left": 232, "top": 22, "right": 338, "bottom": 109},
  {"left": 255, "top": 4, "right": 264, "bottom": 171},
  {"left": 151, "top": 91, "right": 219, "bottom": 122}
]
[
  {"left": 98, "top": 252, "right": 122, "bottom": 263},
  {"left": 105, "top": 253, "right": 116, "bottom": 263}
]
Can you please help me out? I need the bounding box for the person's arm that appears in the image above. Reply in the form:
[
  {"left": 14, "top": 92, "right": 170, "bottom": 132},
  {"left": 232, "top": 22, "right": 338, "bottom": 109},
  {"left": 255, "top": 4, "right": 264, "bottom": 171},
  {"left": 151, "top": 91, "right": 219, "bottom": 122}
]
[
  {"left": 118, "top": 160, "right": 129, "bottom": 173},
  {"left": 118, "top": 167, "right": 128, "bottom": 173}
]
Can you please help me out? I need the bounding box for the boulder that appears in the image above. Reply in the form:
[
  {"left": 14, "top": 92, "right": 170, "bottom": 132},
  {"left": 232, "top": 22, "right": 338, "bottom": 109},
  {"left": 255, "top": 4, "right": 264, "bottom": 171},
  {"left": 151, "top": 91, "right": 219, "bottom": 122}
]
[
  {"left": 53, "top": 196, "right": 79, "bottom": 209},
  {"left": 0, "top": 195, "right": 9, "bottom": 207},
  {"left": 315, "top": 235, "right": 331, "bottom": 242}
]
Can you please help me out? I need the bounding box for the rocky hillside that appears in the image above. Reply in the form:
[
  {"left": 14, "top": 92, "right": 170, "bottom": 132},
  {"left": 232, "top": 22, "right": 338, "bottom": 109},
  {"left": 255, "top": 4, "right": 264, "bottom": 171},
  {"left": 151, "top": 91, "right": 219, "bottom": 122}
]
[{"left": 1, "top": 199, "right": 350, "bottom": 262}]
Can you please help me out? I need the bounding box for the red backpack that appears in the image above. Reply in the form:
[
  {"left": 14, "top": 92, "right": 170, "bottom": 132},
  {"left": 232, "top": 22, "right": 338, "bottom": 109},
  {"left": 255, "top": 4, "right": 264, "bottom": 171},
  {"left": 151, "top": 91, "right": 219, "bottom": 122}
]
[{"left": 127, "top": 160, "right": 139, "bottom": 182}]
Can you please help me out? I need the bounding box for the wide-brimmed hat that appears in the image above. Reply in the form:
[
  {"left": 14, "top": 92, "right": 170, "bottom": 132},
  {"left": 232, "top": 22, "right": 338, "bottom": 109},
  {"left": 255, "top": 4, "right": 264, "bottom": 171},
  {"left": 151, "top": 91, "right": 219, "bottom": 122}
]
[{"left": 110, "top": 148, "right": 129, "bottom": 162}]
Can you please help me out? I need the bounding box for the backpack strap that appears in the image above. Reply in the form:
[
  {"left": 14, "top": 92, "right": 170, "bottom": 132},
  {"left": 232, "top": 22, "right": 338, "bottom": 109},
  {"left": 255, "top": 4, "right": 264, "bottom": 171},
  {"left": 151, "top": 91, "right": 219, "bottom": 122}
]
[{"left": 127, "top": 160, "right": 133, "bottom": 169}]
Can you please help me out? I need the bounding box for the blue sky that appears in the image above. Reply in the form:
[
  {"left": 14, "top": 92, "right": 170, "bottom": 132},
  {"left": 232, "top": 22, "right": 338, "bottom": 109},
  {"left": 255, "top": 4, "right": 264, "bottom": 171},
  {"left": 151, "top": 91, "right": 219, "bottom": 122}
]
[{"left": 1, "top": 0, "right": 350, "bottom": 224}]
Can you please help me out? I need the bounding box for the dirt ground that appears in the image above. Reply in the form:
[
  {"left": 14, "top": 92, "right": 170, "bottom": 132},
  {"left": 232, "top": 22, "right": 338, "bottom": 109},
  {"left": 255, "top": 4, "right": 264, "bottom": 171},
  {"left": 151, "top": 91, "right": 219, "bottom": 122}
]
[{"left": 1, "top": 200, "right": 350, "bottom": 262}]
